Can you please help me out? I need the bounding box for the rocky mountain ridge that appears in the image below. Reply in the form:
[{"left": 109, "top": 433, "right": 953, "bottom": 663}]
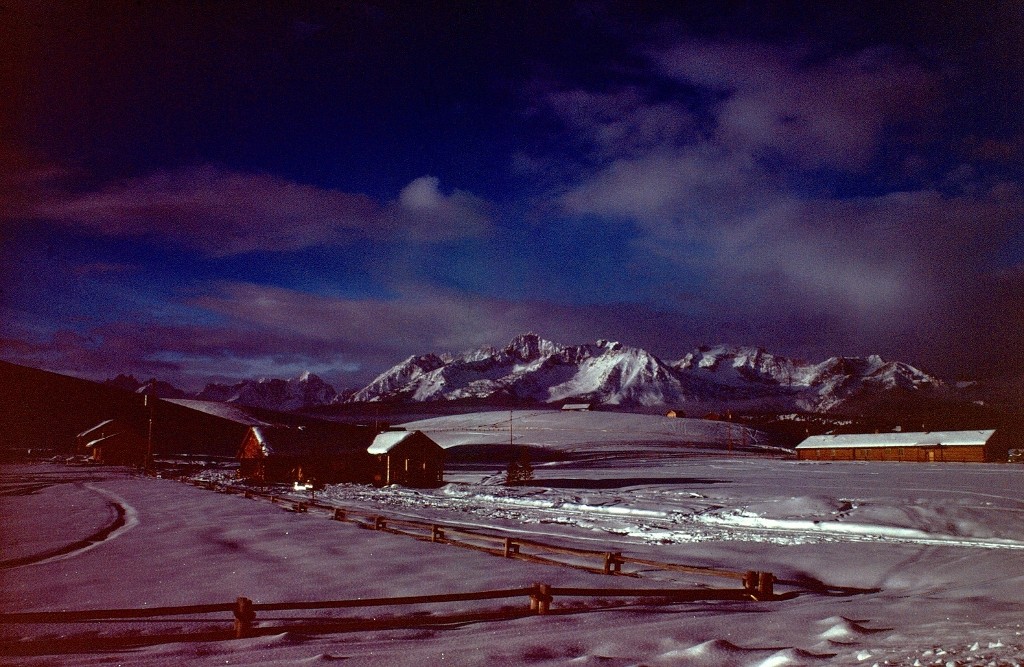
[
  {"left": 104, "top": 334, "right": 945, "bottom": 413},
  {"left": 349, "top": 334, "right": 943, "bottom": 411}
]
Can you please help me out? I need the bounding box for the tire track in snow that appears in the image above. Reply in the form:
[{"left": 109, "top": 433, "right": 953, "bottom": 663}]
[{"left": 0, "top": 484, "right": 140, "bottom": 568}]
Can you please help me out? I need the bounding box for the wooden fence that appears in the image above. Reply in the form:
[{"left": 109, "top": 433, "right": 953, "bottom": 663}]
[
  {"left": 0, "top": 580, "right": 774, "bottom": 655},
  {"left": 188, "top": 479, "right": 776, "bottom": 595},
  {"left": 0, "top": 477, "right": 783, "bottom": 656}
]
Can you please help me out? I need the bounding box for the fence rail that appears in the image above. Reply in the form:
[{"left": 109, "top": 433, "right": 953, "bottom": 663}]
[
  {"left": 0, "top": 581, "right": 771, "bottom": 649},
  {"left": 190, "top": 479, "right": 775, "bottom": 589},
  {"left": 0, "top": 477, "right": 785, "bottom": 655}
]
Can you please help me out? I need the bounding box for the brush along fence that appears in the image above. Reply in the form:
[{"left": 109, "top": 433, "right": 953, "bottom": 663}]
[
  {"left": 0, "top": 581, "right": 774, "bottom": 655},
  {"left": 191, "top": 479, "right": 775, "bottom": 594}
]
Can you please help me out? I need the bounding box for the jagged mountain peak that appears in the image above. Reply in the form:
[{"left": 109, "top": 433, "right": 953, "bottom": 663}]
[
  {"left": 347, "top": 334, "right": 944, "bottom": 411},
  {"left": 107, "top": 336, "right": 945, "bottom": 413},
  {"left": 501, "top": 332, "right": 561, "bottom": 361},
  {"left": 195, "top": 371, "right": 339, "bottom": 411},
  {"left": 102, "top": 374, "right": 187, "bottom": 399}
]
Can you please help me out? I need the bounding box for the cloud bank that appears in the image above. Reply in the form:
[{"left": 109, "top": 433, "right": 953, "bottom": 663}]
[{"left": 24, "top": 166, "right": 492, "bottom": 255}]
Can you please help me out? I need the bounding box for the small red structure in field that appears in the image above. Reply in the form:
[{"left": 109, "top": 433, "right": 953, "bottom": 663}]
[{"left": 367, "top": 429, "right": 444, "bottom": 487}]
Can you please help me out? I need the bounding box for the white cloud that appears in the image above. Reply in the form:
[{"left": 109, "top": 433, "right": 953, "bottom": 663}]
[
  {"left": 390, "top": 176, "right": 492, "bottom": 240},
  {"left": 657, "top": 42, "right": 940, "bottom": 170},
  {"left": 27, "top": 167, "right": 492, "bottom": 255},
  {"left": 560, "top": 146, "right": 765, "bottom": 224}
]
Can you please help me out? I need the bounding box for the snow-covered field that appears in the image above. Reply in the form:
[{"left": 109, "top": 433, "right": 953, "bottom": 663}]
[
  {"left": 402, "top": 410, "right": 778, "bottom": 456},
  {"left": 4, "top": 456, "right": 1024, "bottom": 666}
]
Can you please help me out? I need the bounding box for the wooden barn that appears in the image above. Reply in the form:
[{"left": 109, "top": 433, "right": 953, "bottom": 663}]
[
  {"left": 795, "top": 430, "right": 998, "bottom": 463},
  {"left": 236, "top": 424, "right": 376, "bottom": 485},
  {"left": 77, "top": 418, "right": 147, "bottom": 466},
  {"left": 367, "top": 430, "right": 445, "bottom": 488},
  {"left": 158, "top": 399, "right": 271, "bottom": 457}
]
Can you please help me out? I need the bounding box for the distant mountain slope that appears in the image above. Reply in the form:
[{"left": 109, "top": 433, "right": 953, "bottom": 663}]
[
  {"left": 350, "top": 335, "right": 693, "bottom": 406},
  {"left": 194, "top": 372, "right": 339, "bottom": 412},
  {"left": 103, "top": 374, "right": 188, "bottom": 399},
  {"left": 673, "top": 344, "right": 941, "bottom": 411},
  {"left": 102, "top": 371, "right": 343, "bottom": 413},
  {"left": 350, "top": 334, "right": 944, "bottom": 412},
  {"left": 94, "top": 334, "right": 946, "bottom": 413}
]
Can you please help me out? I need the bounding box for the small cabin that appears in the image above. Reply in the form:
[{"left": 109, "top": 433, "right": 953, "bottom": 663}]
[
  {"left": 367, "top": 430, "right": 444, "bottom": 488},
  {"left": 561, "top": 403, "right": 591, "bottom": 412},
  {"left": 236, "top": 425, "right": 375, "bottom": 485},
  {"left": 666, "top": 409, "right": 686, "bottom": 418},
  {"left": 77, "top": 419, "right": 147, "bottom": 466},
  {"left": 795, "top": 430, "right": 997, "bottom": 463}
]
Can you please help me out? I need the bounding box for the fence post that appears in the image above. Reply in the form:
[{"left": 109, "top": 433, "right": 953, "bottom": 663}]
[
  {"left": 603, "top": 552, "right": 622, "bottom": 574},
  {"left": 431, "top": 525, "right": 445, "bottom": 542},
  {"left": 374, "top": 516, "right": 387, "bottom": 530},
  {"left": 533, "top": 583, "right": 552, "bottom": 615},
  {"left": 756, "top": 571, "right": 774, "bottom": 600},
  {"left": 333, "top": 508, "right": 346, "bottom": 522},
  {"left": 503, "top": 538, "right": 519, "bottom": 558},
  {"left": 294, "top": 502, "right": 306, "bottom": 513},
  {"left": 743, "top": 570, "right": 758, "bottom": 593},
  {"left": 233, "top": 597, "right": 255, "bottom": 638}
]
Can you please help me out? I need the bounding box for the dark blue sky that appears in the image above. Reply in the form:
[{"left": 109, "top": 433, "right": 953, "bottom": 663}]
[{"left": 3, "top": 1, "right": 1024, "bottom": 389}]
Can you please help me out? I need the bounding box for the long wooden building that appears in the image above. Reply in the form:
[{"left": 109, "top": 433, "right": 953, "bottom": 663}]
[
  {"left": 237, "top": 423, "right": 378, "bottom": 485},
  {"left": 795, "top": 430, "right": 998, "bottom": 463}
]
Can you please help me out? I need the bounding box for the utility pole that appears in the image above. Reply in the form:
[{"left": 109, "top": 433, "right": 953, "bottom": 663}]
[{"left": 145, "top": 380, "right": 155, "bottom": 474}]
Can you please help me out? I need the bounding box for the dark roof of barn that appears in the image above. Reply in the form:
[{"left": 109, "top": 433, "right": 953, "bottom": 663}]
[
  {"left": 78, "top": 419, "right": 115, "bottom": 439},
  {"left": 164, "top": 399, "right": 270, "bottom": 426},
  {"left": 247, "top": 424, "right": 376, "bottom": 458},
  {"left": 84, "top": 432, "right": 123, "bottom": 449}
]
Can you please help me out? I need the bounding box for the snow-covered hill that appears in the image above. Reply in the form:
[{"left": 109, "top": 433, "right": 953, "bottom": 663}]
[
  {"left": 350, "top": 334, "right": 943, "bottom": 412},
  {"left": 398, "top": 409, "right": 777, "bottom": 457}
]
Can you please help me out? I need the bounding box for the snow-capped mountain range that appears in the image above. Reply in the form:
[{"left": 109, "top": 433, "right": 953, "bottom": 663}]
[
  {"left": 106, "top": 371, "right": 339, "bottom": 412},
  {"left": 106, "top": 334, "right": 944, "bottom": 413},
  {"left": 351, "top": 333, "right": 942, "bottom": 411}
]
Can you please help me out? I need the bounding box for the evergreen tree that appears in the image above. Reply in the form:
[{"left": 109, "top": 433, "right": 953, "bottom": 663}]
[{"left": 505, "top": 448, "right": 534, "bottom": 485}]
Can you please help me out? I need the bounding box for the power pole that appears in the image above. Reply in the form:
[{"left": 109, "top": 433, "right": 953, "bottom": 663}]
[{"left": 145, "top": 383, "right": 155, "bottom": 474}]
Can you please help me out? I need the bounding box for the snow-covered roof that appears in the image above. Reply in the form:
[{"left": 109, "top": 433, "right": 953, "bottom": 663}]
[
  {"left": 77, "top": 419, "right": 114, "bottom": 439},
  {"left": 164, "top": 399, "right": 269, "bottom": 426},
  {"left": 561, "top": 403, "right": 591, "bottom": 411},
  {"left": 248, "top": 426, "right": 319, "bottom": 457},
  {"left": 796, "top": 430, "right": 995, "bottom": 450},
  {"left": 84, "top": 432, "right": 123, "bottom": 448},
  {"left": 368, "top": 430, "right": 420, "bottom": 454}
]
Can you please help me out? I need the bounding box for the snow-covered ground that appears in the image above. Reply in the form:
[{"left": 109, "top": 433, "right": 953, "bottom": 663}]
[
  {"left": 4, "top": 457, "right": 1024, "bottom": 666},
  {"left": 402, "top": 410, "right": 778, "bottom": 455}
]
